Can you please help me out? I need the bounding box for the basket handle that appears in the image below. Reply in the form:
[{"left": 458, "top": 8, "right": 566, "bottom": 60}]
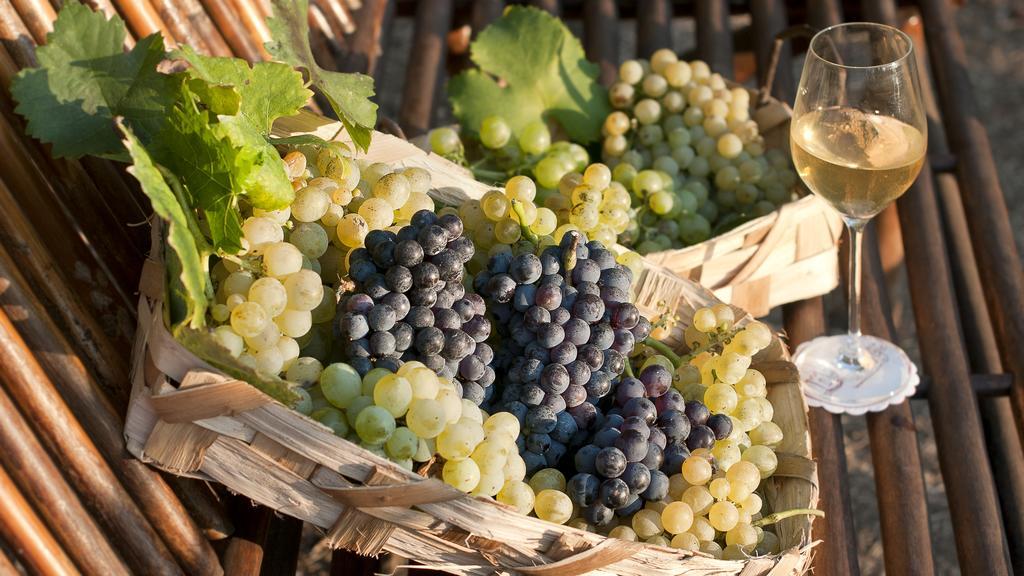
[{"left": 757, "top": 24, "right": 820, "bottom": 108}]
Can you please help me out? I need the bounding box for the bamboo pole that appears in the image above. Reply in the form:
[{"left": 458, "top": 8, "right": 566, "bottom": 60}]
[
  {"left": 9, "top": 0, "right": 54, "bottom": 45},
  {"left": 0, "top": 545, "right": 18, "bottom": 576},
  {"left": 0, "top": 303, "right": 187, "bottom": 574},
  {"left": 199, "top": 0, "right": 263, "bottom": 61},
  {"left": 0, "top": 463, "right": 79, "bottom": 576},
  {"left": 229, "top": 0, "right": 272, "bottom": 49},
  {"left": 0, "top": 384, "right": 129, "bottom": 575},
  {"left": 110, "top": 0, "right": 176, "bottom": 46},
  {"left": 0, "top": 2, "right": 40, "bottom": 68},
  {"left": 0, "top": 242, "right": 225, "bottom": 575}
]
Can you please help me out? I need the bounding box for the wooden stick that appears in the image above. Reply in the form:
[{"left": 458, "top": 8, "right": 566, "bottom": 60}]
[
  {"left": 398, "top": 0, "right": 453, "bottom": 137},
  {"left": 636, "top": 0, "right": 672, "bottom": 58},
  {"left": 341, "top": 0, "right": 394, "bottom": 76},
  {"left": 751, "top": 0, "right": 793, "bottom": 100},
  {"left": 162, "top": 475, "right": 234, "bottom": 541},
  {"left": 0, "top": 383, "right": 129, "bottom": 575},
  {"left": 220, "top": 499, "right": 273, "bottom": 576},
  {"left": 0, "top": 544, "right": 19, "bottom": 576},
  {"left": 9, "top": 0, "right": 55, "bottom": 45},
  {"left": 696, "top": 0, "right": 733, "bottom": 77},
  {"left": 0, "top": 243, "right": 224, "bottom": 575},
  {"left": 583, "top": 0, "right": 618, "bottom": 86},
  {"left": 149, "top": 0, "right": 230, "bottom": 56},
  {"left": 198, "top": 0, "right": 263, "bottom": 61},
  {"left": 229, "top": 0, "right": 272, "bottom": 49},
  {"left": 0, "top": 306, "right": 185, "bottom": 575},
  {"left": 256, "top": 514, "right": 304, "bottom": 575},
  {"left": 918, "top": 0, "right": 1024, "bottom": 467},
  {"left": 0, "top": 463, "right": 78, "bottom": 576},
  {"left": 0, "top": 2, "right": 40, "bottom": 68},
  {"left": 110, "top": 0, "right": 176, "bottom": 45}
]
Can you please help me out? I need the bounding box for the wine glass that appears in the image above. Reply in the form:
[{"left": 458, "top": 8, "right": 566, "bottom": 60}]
[{"left": 790, "top": 22, "right": 927, "bottom": 413}]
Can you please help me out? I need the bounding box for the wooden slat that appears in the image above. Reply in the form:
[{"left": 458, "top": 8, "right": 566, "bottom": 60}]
[
  {"left": 583, "top": 0, "right": 618, "bottom": 85},
  {"left": 696, "top": 0, "right": 733, "bottom": 76},
  {"left": 852, "top": 227, "right": 936, "bottom": 576},
  {"left": 0, "top": 463, "right": 78, "bottom": 576},
  {"left": 750, "top": 0, "right": 793, "bottom": 101},
  {"left": 160, "top": 0, "right": 233, "bottom": 56},
  {"left": 0, "top": 2, "right": 40, "bottom": 68},
  {"left": 918, "top": 0, "right": 1024, "bottom": 471},
  {"left": 784, "top": 299, "right": 861, "bottom": 576},
  {"left": 0, "top": 544, "right": 18, "bottom": 576},
  {"left": 221, "top": 499, "right": 273, "bottom": 576},
  {"left": 199, "top": 0, "right": 264, "bottom": 61},
  {"left": 340, "top": 0, "right": 393, "bottom": 75},
  {"left": 0, "top": 383, "right": 129, "bottom": 575},
  {"left": 398, "top": 0, "right": 452, "bottom": 136},
  {"left": 636, "top": 0, "right": 671, "bottom": 57},
  {"left": 901, "top": 16, "right": 1024, "bottom": 568},
  {"left": 257, "top": 515, "right": 304, "bottom": 576},
  {"left": 0, "top": 307, "right": 185, "bottom": 575},
  {"left": 9, "top": 0, "right": 55, "bottom": 44},
  {"left": 111, "top": 0, "right": 176, "bottom": 44},
  {"left": 0, "top": 242, "right": 224, "bottom": 574}
]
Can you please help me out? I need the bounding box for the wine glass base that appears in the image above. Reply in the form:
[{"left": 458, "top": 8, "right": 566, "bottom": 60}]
[{"left": 793, "top": 334, "right": 919, "bottom": 415}]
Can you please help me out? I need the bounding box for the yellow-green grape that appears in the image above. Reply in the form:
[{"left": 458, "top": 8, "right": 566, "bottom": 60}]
[
  {"left": 385, "top": 427, "right": 419, "bottom": 460},
  {"left": 631, "top": 509, "right": 663, "bottom": 539},
  {"left": 471, "top": 440, "right": 509, "bottom": 473},
  {"left": 230, "top": 301, "right": 269, "bottom": 338},
  {"left": 692, "top": 308, "right": 717, "bottom": 333},
  {"left": 412, "top": 438, "right": 432, "bottom": 462},
  {"left": 670, "top": 532, "right": 700, "bottom": 551},
  {"left": 668, "top": 473, "right": 689, "bottom": 500},
  {"left": 569, "top": 204, "right": 599, "bottom": 229},
  {"left": 661, "top": 501, "right": 694, "bottom": 534},
  {"left": 481, "top": 190, "right": 510, "bottom": 221},
  {"left": 336, "top": 214, "right": 369, "bottom": 247},
  {"left": 484, "top": 412, "right": 521, "bottom": 442},
  {"left": 242, "top": 217, "right": 284, "bottom": 253},
  {"left": 245, "top": 278, "right": 286, "bottom": 319},
  {"left": 644, "top": 500, "right": 669, "bottom": 514},
  {"left": 582, "top": 163, "right": 612, "bottom": 190},
  {"left": 279, "top": 336, "right": 301, "bottom": 369},
  {"left": 275, "top": 308, "right": 312, "bottom": 339},
  {"left": 396, "top": 192, "right": 435, "bottom": 222},
  {"left": 497, "top": 480, "right": 535, "bottom": 514},
  {"left": 292, "top": 185, "right": 332, "bottom": 223},
  {"left": 291, "top": 386, "right": 312, "bottom": 414},
  {"left": 528, "top": 468, "right": 566, "bottom": 493},
  {"left": 354, "top": 405, "right": 395, "bottom": 445},
  {"left": 709, "top": 477, "right": 731, "bottom": 501},
  {"left": 709, "top": 501, "right": 740, "bottom": 532},
  {"left": 480, "top": 116, "right": 512, "bottom": 149},
  {"left": 211, "top": 303, "right": 230, "bottom": 323},
  {"left": 372, "top": 172, "right": 411, "bottom": 209},
  {"left": 646, "top": 535, "right": 671, "bottom": 547},
  {"left": 262, "top": 242, "right": 302, "bottom": 278},
  {"left": 741, "top": 445, "right": 778, "bottom": 478},
  {"left": 609, "top": 525, "right": 638, "bottom": 541},
  {"left": 291, "top": 222, "right": 329, "bottom": 259},
  {"left": 244, "top": 322, "right": 281, "bottom": 352},
  {"left": 650, "top": 49, "right": 677, "bottom": 74},
  {"left": 634, "top": 98, "right": 662, "bottom": 125},
  {"left": 682, "top": 485, "right": 714, "bottom": 516},
  {"left": 460, "top": 400, "right": 484, "bottom": 424},
  {"left": 346, "top": 395, "right": 374, "bottom": 421},
  {"left": 728, "top": 480, "right": 754, "bottom": 503},
  {"left": 399, "top": 367, "right": 436, "bottom": 400},
  {"left": 711, "top": 443, "right": 742, "bottom": 472},
  {"left": 682, "top": 455, "right": 713, "bottom": 485},
  {"left": 590, "top": 226, "right": 616, "bottom": 246},
  {"left": 619, "top": 59, "right": 643, "bottom": 84},
  {"left": 648, "top": 190, "right": 674, "bottom": 215},
  {"left": 212, "top": 326, "right": 244, "bottom": 357},
  {"left": 664, "top": 60, "right": 692, "bottom": 87},
  {"left": 503, "top": 453, "right": 526, "bottom": 482},
  {"left": 405, "top": 398, "right": 447, "bottom": 438},
  {"left": 373, "top": 374, "right": 412, "bottom": 417},
  {"left": 286, "top": 357, "right": 323, "bottom": 386},
  {"left": 749, "top": 421, "right": 784, "bottom": 447},
  {"left": 395, "top": 361, "right": 425, "bottom": 376},
  {"left": 443, "top": 457, "right": 481, "bottom": 493},
  {"left": 529, "top": 207, "right": 557, "bottom": 236},
  {"left": 283, "top": 269, "right": 324, "bottom": 311},
  {"left": 494, "top": 218, "right": 522, "bottom": 244},
  {"left": 358, "top": 197, "right": 394, "bottom": 230},
  {"left": 704, "top": 383, "right": 738, "bottom": 413},
  {"left": 434, "top": 387, "right": 463, "bottom": 424},
  {"left": 320, "top": 363, "right": 362, "bottom": 408},
  {"left": 505, "top": 175, "right": 537, "bottom": 203},
  {"left": 519, "top": 121, "right": 552, "bottom": 156},
  {"left": 689, "top": 516, "right": 716, "bottom": 542},
  {"left": 312, "top": 407, "right": 348, "bottom": 436},
  {"left": 534, "top": 490, "right": 572, "bottom": 524},
  {"left": 472, "top": 468, "right": 505, "bottom": 497},
  {"left": 710, "top": 303, "right": 734, "bottom": 329},
  {"left": 739, "top": 493, "right": 763, "bottom": 516},
  {"left": 701, "top": 541, "right": 724, "bottom": 559},
  {"left": 716, "top": 350, "right": 750, "bottom": 384},
  {"left": 436, "top": 420, "right": 484, "bottom": 461},
  {"left": 726, "top": 523, "right": 758, "bottom": 549},
  {"left": 604, "top": 111, "right": 631, "bottom": 137},
  {"left": 310, "top": 290, "right": 337, "bottom": 325},
  {"left": 254, "top": 206, "right": 292, "bottom": 226},
  {"left": 736, "top": 369, "right": 768, "bottom": 398}
]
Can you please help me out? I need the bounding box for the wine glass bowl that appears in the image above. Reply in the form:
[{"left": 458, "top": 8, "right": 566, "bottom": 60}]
[{"left": 790, "top": 23, "right": 926, "bottom": 413}]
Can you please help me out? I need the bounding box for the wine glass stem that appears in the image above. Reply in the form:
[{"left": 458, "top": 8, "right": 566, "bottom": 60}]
[{"left": 843, "top": 217, "right": 868, "bottom": 369}]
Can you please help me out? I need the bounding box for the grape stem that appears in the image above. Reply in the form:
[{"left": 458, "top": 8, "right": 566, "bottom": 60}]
[
  {"left": 677, "top": 325, "right": 744, "bottom": 366},
  {"left": 642, "top": 338, "right": 683, "bottom": 368},
  {"left": 510, "top": 200, "right": 540, "bottom": 245},
  {"left": 752, "top": 508, "right": 825, "bottom": 527},
  {"left": 623, "top": 359, "right": 635, "bottom": 378}
]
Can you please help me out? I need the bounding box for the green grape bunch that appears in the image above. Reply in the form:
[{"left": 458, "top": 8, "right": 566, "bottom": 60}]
[{"left": 600, "top": 49, "right": 801, "bottom": 254}]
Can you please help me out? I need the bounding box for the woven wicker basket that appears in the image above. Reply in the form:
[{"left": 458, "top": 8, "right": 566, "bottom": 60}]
[
  {"left": 124, "top": 122, "right": 818, "bottom": 575},
  {"left": 640, "top": 94, "right": 843, "bottom": 317}
]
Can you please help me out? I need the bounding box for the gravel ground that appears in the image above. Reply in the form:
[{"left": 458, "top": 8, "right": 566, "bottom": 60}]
[{"left": 298, "top": 5, "right": 1023, "bottom": 575}]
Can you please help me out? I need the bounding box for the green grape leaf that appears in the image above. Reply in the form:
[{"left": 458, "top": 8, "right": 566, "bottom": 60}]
[
  {"left": 121, "top": 123, "right": 210, "bottom": 329},
  {"left": 265, "top": 0, "right": 377, "bottom": 152},
  {"left": 214, "top": 114, "right": 295, "bottom": 210},
  {"left": 175, "top": 45, "right": 313, "bottom": 134},
  {"left": 448, "top": 6, "right": 611, "bottom": 144},
  {"left": 11, "top": 2, "right": 174, "bottom": 158}
]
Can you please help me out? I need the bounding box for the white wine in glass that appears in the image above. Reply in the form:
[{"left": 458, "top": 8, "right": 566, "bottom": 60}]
[{"left": 791, "top": 23, "right": 927, "bottom": 412}]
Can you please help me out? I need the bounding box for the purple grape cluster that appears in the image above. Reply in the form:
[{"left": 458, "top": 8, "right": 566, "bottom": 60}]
[
  {"left": 336, "top": 211, "right": 496, "bottom": 401},
  {"left": 565, "top": 364, "right": 729, "bottom": 525},
  {"left": 477, "top": 231, "right": 652, "bottom": 475}
]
